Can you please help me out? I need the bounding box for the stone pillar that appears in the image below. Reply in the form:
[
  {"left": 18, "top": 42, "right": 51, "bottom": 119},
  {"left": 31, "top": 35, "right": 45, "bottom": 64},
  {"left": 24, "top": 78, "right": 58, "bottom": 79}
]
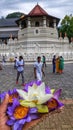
[
  {"left": 47, "top": 19, "right": 49, "bottom": 27},
  {"left": 19, "top": 21, "right": 22, "bottom": 30},
  {"left": 54, "top": 19, "right": 56, "bottom": 28},
  {"left": 43, "top": 16, "right": 46, "bottom": 27},
  {"left": 19, "top": 24, "right": 22, "bottom": 30},
  {"left": 28, "top": 17, "right": 31, "bottom": 28}
]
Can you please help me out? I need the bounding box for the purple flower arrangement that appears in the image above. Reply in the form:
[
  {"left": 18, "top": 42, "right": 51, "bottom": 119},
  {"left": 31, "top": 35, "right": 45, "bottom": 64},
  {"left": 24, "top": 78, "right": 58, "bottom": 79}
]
[{"left": 0, "top": 81, "right": 64, "bottom": 130}]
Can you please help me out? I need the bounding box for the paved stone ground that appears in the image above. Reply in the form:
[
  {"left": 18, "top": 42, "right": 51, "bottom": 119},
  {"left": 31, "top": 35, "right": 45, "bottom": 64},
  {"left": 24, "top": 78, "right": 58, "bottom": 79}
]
[
  {"left": 0, "top": 63, "right": 73, "bottom": 99},
  {"left": 0, "top": 62, "right": 73, "bottom": 130}
]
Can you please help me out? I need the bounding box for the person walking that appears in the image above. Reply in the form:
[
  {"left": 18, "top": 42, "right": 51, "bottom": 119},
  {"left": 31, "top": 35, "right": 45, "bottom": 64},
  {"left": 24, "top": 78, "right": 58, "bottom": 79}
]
[
  {"left": 42, "top": 55, "right": 46, "bottom": 68},
  {"left": 52, "top": 55, "right": 56, "bottom": 73},
  {"left": 14, "top": 56, "right": 18, "bottom": 69},
  {"left": 34, "top": 56, "right": 45, "bottom": 81},
  {"left": 16, "top": 56, "right": 25, "bottom": 86},
  {"left": 2, "top": 56, "right": 6, "bottom": 66},
  {"left": 56, "top": 56, "right": 60, "bottom": 73},
  {"left": 59, "top": 56, "right": 64, "bottom": 74}
]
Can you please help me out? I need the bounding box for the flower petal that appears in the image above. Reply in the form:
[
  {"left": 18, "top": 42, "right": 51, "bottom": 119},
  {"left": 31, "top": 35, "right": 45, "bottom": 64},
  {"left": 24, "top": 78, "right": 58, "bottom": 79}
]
[
  {"left": 29, "top": 108, "right": 37, "bottom": 113},
  {"left": 36, "top": 104, "right": 49, "bottom": 113},
  {"left": 7, "top": 119, "right": 14, "bottom": 126},
  {"left": 16, "top": 89, "right": 28, "bottom": 100},
  {"left": 37, "top": 94, "right": 53, "bottom": 104},
  {"left": 54, "top": 89, "right": 62, "bottom": 99},
  {"left": 20, "top": 100, "right": 36, "bottom": 107},
  {"left": 13, "top": 121, "right": 20, "bottom": 130},
  {"left": 29, "top": 114, "right": 39, "bottom": 120},
  {"left": 26, "top": 115, "right": 31, "bottom": 122},
  {"left": 51, "top": 89, "right": 55, "bottom": 94},
  {"left": 18, "top": 119, "right": 26, "bottom": 124}
]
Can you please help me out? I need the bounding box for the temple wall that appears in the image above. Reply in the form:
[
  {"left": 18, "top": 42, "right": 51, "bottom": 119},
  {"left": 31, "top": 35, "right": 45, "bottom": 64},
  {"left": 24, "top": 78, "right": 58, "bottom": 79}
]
[
  {"left": 18, "top": 27, "right": 58, "bottom": 41},
  {"left": 0, "top": 39, "right": 73, "bottom": 62},
  {"left": 0, "top": 26, "right": 73, "bottom": 62}
]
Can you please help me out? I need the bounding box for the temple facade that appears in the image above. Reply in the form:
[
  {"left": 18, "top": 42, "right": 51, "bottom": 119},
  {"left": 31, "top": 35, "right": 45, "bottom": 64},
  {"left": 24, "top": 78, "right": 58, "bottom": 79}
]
[{"left": 0, "top": 4, "right": 73, "bottom": 62}]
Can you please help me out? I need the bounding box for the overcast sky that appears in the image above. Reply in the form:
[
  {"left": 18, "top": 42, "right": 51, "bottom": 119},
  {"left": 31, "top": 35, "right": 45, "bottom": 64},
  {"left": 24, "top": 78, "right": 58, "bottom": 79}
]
[{"left": 0, "top": 0, "right": 73, "bottom": 20}]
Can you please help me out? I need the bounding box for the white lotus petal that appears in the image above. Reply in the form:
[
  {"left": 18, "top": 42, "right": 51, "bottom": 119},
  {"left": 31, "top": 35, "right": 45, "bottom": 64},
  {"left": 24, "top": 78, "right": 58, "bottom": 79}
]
[
  {"left": 37, "top": 94, "right": 53, "bottom": 104},
  {"left": 37, "top": 82, "right": 45, "bottom": 95},
  {"left": 17, "top": 82, "right": 53, "bottom": 105},
  {"left": 32, "top": 83, "right": 38, "bottom": 89},
  {"left": 28, "top": 84, "right": 37, "bottom": 97},
  {"left": 16, "top": 89, "right": 28, "bottom": 100}
]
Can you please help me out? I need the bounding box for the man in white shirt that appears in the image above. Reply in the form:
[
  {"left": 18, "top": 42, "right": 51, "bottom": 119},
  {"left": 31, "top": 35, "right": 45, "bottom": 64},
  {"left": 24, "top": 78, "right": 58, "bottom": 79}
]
[
  {"left": 16, "top": 56, "right": 25, "bottom": 86},
  {"left": 34, "top": 56, "right": 45, "bottom": 81}
]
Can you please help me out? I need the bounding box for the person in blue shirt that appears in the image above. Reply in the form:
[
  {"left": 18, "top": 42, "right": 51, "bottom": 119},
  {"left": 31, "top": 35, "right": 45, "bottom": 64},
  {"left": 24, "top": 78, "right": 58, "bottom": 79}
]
[{"left": 16, "top": 56, "right": 25, "bottom": 86}]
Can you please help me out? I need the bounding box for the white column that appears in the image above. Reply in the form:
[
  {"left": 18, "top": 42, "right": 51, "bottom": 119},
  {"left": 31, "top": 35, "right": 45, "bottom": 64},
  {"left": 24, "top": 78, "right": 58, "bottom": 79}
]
[
  {"left": 28, "top": 17, "right": 31, "bottom": 28},
  {"left": 54, "top": 19, "right": 56, "bottom": 28},
  {"left": 43, "top": 16, "right": 46, "bottom": 27},
  {"left": 19, "top": 22, "right": 22, "bottom": 30}
]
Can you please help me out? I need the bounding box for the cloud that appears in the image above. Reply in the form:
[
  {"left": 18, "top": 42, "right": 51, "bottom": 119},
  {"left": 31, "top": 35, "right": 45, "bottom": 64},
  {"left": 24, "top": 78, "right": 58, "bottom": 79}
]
[{"left": 0, "top": 0, "right": 73, "bottom": 19}]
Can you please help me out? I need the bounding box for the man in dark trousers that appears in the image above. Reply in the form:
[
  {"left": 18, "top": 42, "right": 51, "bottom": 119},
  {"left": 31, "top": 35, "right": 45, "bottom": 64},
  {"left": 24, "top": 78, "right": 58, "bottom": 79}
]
[{"left": 16, "top": 56, "right": 25, "bottom": 86}]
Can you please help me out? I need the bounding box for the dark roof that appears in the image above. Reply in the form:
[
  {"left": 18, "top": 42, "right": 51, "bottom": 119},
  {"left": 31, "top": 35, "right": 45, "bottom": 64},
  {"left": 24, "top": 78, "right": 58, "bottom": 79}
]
[
  {"left": 0, "top": 18, "right": 18, "bottom": 27},
  {"left": 0, "top": 31, "right": 18, "bottom": 38},
  {"left": 28, "top": 4, "right": 48, "bottom": 16},
  {"left": 16, "top": 15, "right": 26, "bottom": 25}
]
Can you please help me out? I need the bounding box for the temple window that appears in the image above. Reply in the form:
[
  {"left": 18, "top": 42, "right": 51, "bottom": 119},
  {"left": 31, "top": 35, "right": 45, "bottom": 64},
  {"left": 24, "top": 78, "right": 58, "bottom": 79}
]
[
  {"left": 21, "top": 21, "right": 27, "bottom": 29},
  {"left": 35, "top": 21, "right": 39, "bottom": 27},
  {"left": 36, "top": 29, "right": 38, "bottom": 34},
  {"left": 49, "top": 21, "right": 54, "bottom": 28}
]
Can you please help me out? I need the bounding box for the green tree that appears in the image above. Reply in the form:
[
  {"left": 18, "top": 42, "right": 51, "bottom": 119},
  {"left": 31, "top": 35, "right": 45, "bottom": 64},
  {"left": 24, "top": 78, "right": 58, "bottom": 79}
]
[
  {"left": 59, "top": 15, "right": 73, "bottom": 42},
  {"left": 6, "top": 12, "right": 24, "bottom": 19}
]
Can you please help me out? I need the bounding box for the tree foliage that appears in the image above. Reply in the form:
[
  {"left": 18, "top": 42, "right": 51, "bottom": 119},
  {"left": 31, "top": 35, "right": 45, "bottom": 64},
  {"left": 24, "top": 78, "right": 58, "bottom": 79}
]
[
  {"left": 6, "top": 12, "right": 24, "bottom": 19},
  {"left": 59, "top": 15, "right": 73, "bottom": 42}
]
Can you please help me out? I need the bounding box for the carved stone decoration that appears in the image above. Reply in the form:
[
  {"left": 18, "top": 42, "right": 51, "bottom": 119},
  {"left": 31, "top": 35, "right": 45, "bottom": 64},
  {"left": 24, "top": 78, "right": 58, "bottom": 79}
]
[
  {"left": 59, "top": 32, "right": 63, "bottom": 42},
  {"left": 60, "top": 32, "right": 62, "bottom": 37},
  {"left": 71, "top": 37, "right": 73, "bottom": 43},
  {"left": 64, "top": 32, "right": 69, "bottom": 43},
  {"left": 65, "top": 32, "right": 67, "bottom": 37}
]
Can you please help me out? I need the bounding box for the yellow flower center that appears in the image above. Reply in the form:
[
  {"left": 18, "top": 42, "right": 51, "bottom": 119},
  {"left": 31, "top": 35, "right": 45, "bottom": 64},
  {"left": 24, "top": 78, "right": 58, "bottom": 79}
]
[
  {"left": 9, "top": 93, "right": 18, "bottom": 103},
  {"left": 14, "top": 106, "right": 29, "bottom": 119},
  {"left": 32, "top": 94, "right": 38, "bottom": 103}
]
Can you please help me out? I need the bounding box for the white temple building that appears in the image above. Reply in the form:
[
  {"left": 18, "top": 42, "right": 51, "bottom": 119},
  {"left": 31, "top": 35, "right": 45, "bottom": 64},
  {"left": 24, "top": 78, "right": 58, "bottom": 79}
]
[{"left": 0, "top": 4, "right": 73, "bottom": 62}]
